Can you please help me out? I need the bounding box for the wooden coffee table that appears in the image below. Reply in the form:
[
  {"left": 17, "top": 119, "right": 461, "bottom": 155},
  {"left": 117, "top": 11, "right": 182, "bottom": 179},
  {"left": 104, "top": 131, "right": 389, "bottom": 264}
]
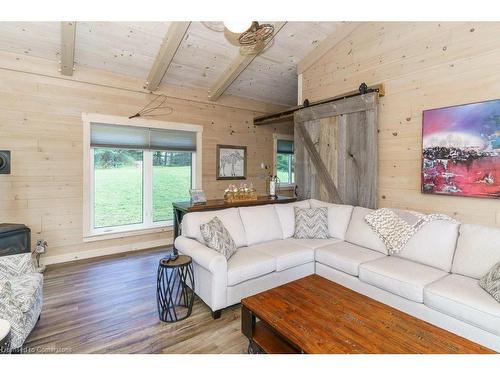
[{"left": 241, "top": 275, "right": 495, "bottom": 354}]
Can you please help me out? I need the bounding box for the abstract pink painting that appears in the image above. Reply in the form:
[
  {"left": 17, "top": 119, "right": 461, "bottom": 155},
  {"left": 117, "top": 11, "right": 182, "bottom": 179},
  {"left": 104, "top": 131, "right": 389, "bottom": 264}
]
[{"left": 422, "top": 99, "right": 500, "bottom": 198}]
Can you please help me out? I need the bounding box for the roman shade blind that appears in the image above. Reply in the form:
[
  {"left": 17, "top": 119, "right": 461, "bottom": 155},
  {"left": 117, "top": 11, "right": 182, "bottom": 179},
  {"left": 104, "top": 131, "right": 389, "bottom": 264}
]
[
  {"left": 277, "top": 139, "right": 294, "bottom": 154},
  {"left": 90, "top": 123, "right": 197, "bottom": 152}
]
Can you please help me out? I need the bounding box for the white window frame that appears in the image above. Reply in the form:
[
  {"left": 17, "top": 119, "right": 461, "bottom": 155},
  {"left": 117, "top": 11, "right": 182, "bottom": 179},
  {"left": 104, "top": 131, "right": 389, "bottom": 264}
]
[
  {"left": 82, "top": 113, "right": 203, "bottom": 242},
  {"left": 273, "top": 133, "right": 295, "bottom": 188}
]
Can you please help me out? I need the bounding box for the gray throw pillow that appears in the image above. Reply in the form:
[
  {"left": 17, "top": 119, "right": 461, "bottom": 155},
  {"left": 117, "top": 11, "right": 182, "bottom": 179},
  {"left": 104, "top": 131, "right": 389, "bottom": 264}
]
[
  {"left": 200, "top": 217, "right": 237, "bottom": 260},
  {"left": 479, "top": 262, "right": 500, "bottom": 303},
  {"left": 294, "top": 207, "right": 329, "bottom": 239}
]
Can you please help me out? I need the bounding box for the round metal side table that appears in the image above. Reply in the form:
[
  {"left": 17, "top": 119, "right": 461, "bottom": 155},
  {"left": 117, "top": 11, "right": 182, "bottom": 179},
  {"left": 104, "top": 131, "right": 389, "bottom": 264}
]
[{"left": 156, "top": 255, "right": 195, "bottom": 323}]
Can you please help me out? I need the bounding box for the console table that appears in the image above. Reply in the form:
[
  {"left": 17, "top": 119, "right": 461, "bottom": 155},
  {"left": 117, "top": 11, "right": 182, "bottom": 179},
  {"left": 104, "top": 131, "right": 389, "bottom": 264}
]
[{"left": 172, "top": 195, "right": 296, "bottom": 244}]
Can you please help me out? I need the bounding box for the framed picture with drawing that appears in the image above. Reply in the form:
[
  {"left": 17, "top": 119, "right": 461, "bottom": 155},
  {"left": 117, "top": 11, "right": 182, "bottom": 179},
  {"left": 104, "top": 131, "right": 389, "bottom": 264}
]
[
  {"left": 421, "top": 99, "right": 500, "bottom": 199},
  {"left": 216, "top": 144, "right": 247, "bottom": 180}
]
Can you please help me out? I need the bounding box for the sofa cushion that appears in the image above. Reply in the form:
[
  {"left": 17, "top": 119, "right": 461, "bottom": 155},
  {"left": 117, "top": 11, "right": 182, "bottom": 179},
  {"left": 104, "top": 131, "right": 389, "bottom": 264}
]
[
  {"left": 309, "top": 199, "right": 354, "bottom": 240},
  {"left": 316, "top": 241, "right": 386, "bottom": 276},
  {"left": 293, "top": 207, "right": 329, "bottom": 239},
  {"left": 239, "top": 205, "right": 283, "bottom": 246},
  {"left": 424, "top": 274, "right": 500, "bottom": 336},
  {"left": 285, "top": 238, "right": 342, "bottom": 250},
  {"left": 359, "top": 257, "right": 448, "bottom": 303},
  {"left": 452, "top": 224, "right": 500, "bottom": 279},
  {"left": 345, "top": 207, "right": 388, "bottom": 254},
  {"left": 182, "top": 208, "right": 247, "bottom": 248},
  {"left": 227, "top": 248, "right": 276, "bottom": 286},
  {"left": 274, "top": 200, "right": 310, "bottom": 238},
  {"left": 394, "top": 219, "right": 459, "bottom": 272},
  {"left": 249, "top": 240, "right": 314, "bottom": 272}
]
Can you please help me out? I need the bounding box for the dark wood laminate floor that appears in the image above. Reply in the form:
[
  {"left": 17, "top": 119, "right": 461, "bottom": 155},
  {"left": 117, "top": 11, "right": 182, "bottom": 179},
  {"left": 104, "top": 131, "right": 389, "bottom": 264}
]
[{"left": 24, "top": 248, "right": 247, "bottom": 354}]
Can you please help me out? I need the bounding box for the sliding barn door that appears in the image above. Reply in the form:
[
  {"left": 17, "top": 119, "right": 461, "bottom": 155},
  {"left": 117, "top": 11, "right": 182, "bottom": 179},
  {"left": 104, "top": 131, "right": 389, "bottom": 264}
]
[{"left": 294, "top": 92, "right": 378, "bottom": 208}]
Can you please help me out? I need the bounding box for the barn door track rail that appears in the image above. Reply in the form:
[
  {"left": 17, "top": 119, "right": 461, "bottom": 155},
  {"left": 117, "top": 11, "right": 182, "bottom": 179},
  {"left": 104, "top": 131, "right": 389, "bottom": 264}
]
[{"left": 253, "top": 83, "right": 384, "bottom": 126}]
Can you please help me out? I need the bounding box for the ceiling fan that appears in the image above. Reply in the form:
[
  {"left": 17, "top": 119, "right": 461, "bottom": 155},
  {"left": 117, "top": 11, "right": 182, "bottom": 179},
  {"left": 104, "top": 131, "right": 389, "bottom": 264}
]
[{"left": 203, "top": 21, "right": 276, "bottom": 55}]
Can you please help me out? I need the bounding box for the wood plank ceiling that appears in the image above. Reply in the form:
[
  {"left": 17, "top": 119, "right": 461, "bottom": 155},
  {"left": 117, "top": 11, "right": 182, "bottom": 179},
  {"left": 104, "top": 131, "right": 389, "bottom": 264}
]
[{"left": 0, "top": 21, "right": 340, "bottom": 106}]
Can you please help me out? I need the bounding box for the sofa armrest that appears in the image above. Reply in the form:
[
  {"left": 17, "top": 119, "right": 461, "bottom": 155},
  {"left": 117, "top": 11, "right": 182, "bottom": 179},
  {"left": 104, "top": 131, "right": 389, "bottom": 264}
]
[
  {"left": 174, "top": 236, "right": 228, "bottom": 311},
  {"left": 174, "top": 236, "right": 227, "bottom": 275}
]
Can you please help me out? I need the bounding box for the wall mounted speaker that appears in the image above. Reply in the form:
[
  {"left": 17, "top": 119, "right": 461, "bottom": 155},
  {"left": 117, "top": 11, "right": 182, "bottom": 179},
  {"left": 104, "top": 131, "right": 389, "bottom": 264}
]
[{"left": 0, "top": 150, "right": 11, "bottom": 174}]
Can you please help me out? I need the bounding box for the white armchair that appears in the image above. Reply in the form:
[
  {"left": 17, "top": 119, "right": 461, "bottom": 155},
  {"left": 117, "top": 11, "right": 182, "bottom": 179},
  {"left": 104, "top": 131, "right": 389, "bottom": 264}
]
[{"left": 0, "top": 253, "right": 43, "bottom": 350}]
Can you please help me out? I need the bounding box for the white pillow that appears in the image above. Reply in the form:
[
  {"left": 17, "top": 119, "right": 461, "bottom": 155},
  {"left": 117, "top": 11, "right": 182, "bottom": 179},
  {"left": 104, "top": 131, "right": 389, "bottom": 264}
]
[
  {"left": 452, "top": 224, "right": 500, "bottom": 279},
  {"left": 309, "top": 199, "right": 354, "bottom": 240},
  {"left": 395, "top": 219, "right": 459, "bottom": 272},
  {"left": 239, "top": 205, "right": 284, "bottom": 246},
  {"left": 274, "top": 200, "right": 311, "bottom": 238},
  {"left": 345, "top": 206, "right": 387, "bottom": 254}
]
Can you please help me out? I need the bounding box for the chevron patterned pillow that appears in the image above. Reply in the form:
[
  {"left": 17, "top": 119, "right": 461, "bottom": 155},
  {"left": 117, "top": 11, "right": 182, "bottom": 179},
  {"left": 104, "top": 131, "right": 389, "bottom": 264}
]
[
  {"left": 479, "top": 262, "right": 500, "bottom": 303},
  {"left": 293, "top": 207, "right": 329, "bottom": 239},
  {"left": 200, "top": 217, "right": 237, "bottom": 260}
]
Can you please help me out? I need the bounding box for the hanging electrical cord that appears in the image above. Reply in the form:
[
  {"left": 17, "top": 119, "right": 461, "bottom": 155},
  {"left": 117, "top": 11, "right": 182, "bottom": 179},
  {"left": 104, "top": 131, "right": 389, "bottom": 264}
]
[{"left": 129, "top": 94, "right": 174, "bottom": 119}]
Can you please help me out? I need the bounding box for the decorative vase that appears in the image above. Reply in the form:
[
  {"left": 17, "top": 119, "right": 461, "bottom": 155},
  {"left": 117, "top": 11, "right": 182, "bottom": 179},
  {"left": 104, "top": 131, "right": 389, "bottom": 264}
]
[{"left": 268, "top": 175, "right": 280, "bottom": 198}]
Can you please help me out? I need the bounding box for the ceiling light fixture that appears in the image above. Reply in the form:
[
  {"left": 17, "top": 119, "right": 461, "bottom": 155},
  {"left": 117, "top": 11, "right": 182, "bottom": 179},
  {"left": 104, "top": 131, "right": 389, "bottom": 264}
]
[{"left": 223, "top": 21, "right": 252, "bottom": 34}]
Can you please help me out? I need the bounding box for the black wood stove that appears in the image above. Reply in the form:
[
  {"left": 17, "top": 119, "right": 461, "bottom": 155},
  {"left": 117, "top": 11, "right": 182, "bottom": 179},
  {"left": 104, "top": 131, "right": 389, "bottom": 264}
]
[{"left": 0, "top": 224, "right": 31, "bottom": 257}]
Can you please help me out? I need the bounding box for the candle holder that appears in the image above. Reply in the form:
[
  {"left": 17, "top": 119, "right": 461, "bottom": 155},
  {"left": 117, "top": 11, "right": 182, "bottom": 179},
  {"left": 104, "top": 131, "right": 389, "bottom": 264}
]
[{"left": 224, "top": 183, "right": 257, "bottom": 202}]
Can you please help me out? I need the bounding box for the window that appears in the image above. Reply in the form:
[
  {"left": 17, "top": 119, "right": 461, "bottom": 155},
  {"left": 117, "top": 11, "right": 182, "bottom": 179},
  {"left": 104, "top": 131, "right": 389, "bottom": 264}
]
[
  {"left": 83, "top": 114, "right": 202, "bottom": 239},
  {"left": 94, "top": 148, "right": 144, "bottom": 228},
  {"left": 274, "top": 135, "right": 295, "bottom": 186},
  {"left": 152, "top": 151, "right": 192, "bottom": 222}
]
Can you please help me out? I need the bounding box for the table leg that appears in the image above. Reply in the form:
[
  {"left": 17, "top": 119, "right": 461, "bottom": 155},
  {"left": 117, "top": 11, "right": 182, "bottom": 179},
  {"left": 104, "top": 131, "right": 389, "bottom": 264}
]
[
  {"left": 241, "top": 306, "right": 261, "bottom": 354},
  {"left": 248, "top": 340, "right": 265, "bottom": 354},
  {"left": 241, "top": 305, "right": 255, "bottom": 339},
  {"left": 172, "top": 208, "right": 184, "bottom": 255},
  {"left": 178, "top": 263, "right": 195, "bottom": 315}
]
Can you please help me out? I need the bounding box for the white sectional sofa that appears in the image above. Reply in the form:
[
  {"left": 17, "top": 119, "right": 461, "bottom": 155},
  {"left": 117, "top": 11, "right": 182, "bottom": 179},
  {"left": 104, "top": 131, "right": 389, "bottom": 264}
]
[{"left": 174, "top": 199, "right": 500, "bottom": 352}]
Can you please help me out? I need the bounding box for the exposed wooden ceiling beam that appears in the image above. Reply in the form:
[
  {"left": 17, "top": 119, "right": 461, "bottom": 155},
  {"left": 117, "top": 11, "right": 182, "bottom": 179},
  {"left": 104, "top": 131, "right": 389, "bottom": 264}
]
[
  {"left": 60, "top": 21, "right": 77, "bottom": 76},
  {"left": 144, "top": 22, "right": 191, "bottom": 91},
  {"left": 208, "top": 22, "right": 287, "bottom": 102},
  {"left": 297, "top": 22, "right": 362, "bottom": 75}
]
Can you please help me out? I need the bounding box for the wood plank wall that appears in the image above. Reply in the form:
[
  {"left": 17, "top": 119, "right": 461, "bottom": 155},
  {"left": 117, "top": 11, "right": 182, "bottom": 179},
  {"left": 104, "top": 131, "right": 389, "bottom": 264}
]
[
  {"left": 301, "top": 22, "right": 500, "bottom": 227},
  {"left": 0, "top": 51, "right": 292, "bottom": 264}
]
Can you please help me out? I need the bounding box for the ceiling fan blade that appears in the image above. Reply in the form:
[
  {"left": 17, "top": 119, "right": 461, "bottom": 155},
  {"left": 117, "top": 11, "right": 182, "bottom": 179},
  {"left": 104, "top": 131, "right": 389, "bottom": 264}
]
[{"left": 239, "top": 39, "right": 274, "bottom": 56}]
